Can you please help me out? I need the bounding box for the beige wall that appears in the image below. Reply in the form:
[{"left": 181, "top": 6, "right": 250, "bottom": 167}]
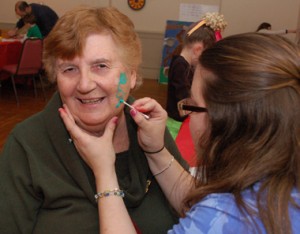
[
  {"left": 1, "top": 0, "right": 299, "bottom": 79},
  {"left": 0, "top": 1, "right": 106, "bottom": 23},
  {"left": 1, "top": 0, "right": 298, "bottom": 35}
]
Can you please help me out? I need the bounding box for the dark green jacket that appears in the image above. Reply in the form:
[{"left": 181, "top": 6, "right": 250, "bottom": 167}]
[{"left": 0, "top": 92, "right": 188, "bottom": 234}]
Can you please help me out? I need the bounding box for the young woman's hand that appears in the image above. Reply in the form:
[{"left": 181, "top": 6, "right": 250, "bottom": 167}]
[
  {"left": 129, "top": 97, "right": 167, "bottom": 153},
  {"left": 59, "top": 104, "right": 118, "bottom": 176}
]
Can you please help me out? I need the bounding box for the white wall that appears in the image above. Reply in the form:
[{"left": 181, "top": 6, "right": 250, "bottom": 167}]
[
  {"left": 0, "top": 0, "right": 108, "bottom": 23},
  {"left": 221, "top": 0, "right": 299, "bottom": 42}
]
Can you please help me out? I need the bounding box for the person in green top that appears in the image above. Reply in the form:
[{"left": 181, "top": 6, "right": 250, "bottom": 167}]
[{"left": 23, "top": 13, "right": 42, "bottom": 39}]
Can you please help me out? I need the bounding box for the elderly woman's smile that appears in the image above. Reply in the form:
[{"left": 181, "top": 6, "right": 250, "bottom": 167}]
[{"left": 78, "top": 97, "right": 105, "bottom": 104}]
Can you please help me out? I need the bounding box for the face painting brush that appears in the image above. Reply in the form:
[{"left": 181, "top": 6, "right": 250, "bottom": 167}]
[{"left": 121, "top": 100, "right": 150, "bottom": 120}]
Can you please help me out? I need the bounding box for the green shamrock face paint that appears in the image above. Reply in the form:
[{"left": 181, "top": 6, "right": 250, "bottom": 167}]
[{"left": 116, "top": 72, "right": 128, "bottom": 108}]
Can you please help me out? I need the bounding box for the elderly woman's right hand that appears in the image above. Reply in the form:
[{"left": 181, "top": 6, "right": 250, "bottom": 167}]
[
  {"left": 58, "top": 104, "right": 118, "bottom": 176},
  {"left": 129, "top": 98, "right": 167, "bottom": 153}
]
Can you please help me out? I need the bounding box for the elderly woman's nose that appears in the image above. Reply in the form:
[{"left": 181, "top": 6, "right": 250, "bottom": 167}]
[{"left": 77, "top": 70, "right": 97, "bottom": 91}]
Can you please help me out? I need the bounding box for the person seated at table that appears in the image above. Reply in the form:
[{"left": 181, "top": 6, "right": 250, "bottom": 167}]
[
  {"left": 7, "top": 1, "right": 58, "bottom": 38},
  {"left": 0, "top": 6, "right": 188, "bottom": 234},
  {"left": 60, "top": 33, "right": 300, "bottom": 233},
  {"left": 22, "top": 13, "right": 42, "bottom": 39}
]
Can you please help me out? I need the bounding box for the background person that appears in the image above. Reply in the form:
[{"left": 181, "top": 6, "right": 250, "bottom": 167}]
[
  {"left": 256, "top": 22, "right": 298, "bottom": 34},
  {"left": 166, "top": 12, "right": 227, "bottom": 123},
  {"left": 62, "top": 33, "right": 300, "bottom": 233},
  {"left": 0, "top": 6, "right": 188, "bottom": 234},
  {"left": 23, "top": 13, "right": 42, "bottom": 39},
  {"left": 7, "top": 1, "right": 58, "bottom": 38}
]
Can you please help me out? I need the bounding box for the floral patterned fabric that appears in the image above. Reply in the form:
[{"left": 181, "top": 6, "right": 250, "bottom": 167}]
[{"left": 168, "top": 183, "right": 300, "bottom": 233}]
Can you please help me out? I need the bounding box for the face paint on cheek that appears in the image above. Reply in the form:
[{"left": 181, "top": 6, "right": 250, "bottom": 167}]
[{"left": 116, "top": 72, "right": 128, "bottom": 108}]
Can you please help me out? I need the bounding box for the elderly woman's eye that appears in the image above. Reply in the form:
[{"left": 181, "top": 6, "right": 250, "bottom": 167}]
[
  {"left": 58, "top": 65, "right": 77, "bottom": 74},
  {"left": 95, "top": 63, "right": 109, "bottom": 69},
  {"left": 91, "top": 63, "right": 111, "bottom": 74},
  {"left": 64, "top": 67, "right": 77, "bottom": 73}
]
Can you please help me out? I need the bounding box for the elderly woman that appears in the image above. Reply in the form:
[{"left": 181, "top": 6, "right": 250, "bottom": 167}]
[
  {"left": 0, "top": 7, "right": 188, "bottom": 234},
  {"left": 61, "top": 33, "right": 300, "bottom": 233}
]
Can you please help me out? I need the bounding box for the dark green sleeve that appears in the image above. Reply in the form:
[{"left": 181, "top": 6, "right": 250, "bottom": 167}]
[
  {"left": 164, "top": 127, "right": 189, "bottom": 171},
  {"left": 0, "top": 133, "right": 42, "bottom": 234}
]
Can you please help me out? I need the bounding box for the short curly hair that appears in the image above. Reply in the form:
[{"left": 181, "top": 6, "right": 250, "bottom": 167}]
[{"left": 43, "top": 6, "right": 142, "bottom": 88}]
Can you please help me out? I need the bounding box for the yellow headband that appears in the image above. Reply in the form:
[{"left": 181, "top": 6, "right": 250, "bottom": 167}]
[{"left": 187, "top": 20, "right": 206, "bottom": 37}]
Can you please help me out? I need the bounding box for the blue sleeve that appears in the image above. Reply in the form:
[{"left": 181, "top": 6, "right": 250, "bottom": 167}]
[
  {"left": 167, "top": 199, "right": 260, "bottom": 234},
  {"left": 168, "top": 205, "right": 226, "bottom": 234}
]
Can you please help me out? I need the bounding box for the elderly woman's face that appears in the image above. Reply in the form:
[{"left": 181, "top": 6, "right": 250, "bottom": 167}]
[{"left": 56, "top": 33, "right": 136, "bottom": 133}]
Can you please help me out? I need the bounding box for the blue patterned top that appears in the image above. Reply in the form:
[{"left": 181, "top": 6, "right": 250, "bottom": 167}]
[{"left": 168, "top": 183, "right": 300, "bottom": 233}]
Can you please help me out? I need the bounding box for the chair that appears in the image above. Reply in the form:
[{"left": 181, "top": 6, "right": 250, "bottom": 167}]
[{"left": 2, "top": 38, "right": 46, "bottom": 105}]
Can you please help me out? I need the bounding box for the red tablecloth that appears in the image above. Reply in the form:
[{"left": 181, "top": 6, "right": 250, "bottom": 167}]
[{"left": 0, "top": 40, "right": 22, "bottom": 79}]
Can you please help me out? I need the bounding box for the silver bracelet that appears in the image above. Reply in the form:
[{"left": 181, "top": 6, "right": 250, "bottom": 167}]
[
  {"left": 94, "top": 188, "right": 125, "bottom": 202},
  {"left": 153, "top": 156, "right": 175, "bottom": 177}
]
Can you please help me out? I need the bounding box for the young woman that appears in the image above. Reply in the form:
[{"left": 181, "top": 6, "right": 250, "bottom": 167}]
[{"left": 60, "top": 32, "right": 300, "bottom": 234}]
